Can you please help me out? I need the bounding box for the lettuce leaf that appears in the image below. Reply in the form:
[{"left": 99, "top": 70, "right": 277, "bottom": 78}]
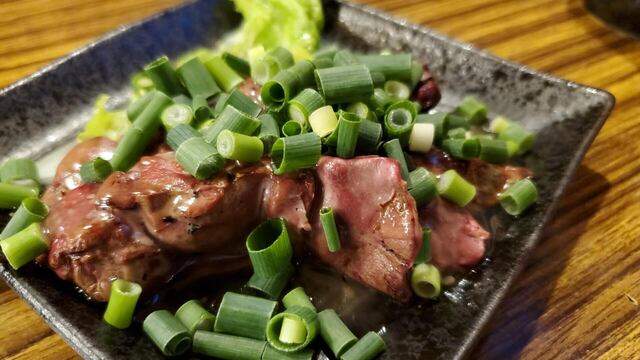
[{"left": 77, "top": 95, "right": 130, "bottom": 142}]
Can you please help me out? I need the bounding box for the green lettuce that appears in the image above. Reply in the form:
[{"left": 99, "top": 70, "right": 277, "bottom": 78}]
[{"left": 77, "top": 95, "right": 130, "bottom": 141}]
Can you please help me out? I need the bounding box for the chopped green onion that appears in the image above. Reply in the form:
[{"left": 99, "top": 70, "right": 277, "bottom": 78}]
[
  {"left": 166, "top": 123, "right": 199, "bottom": 150},
  {"left": 447, "top": 113, "right": 470, "bottom": 130},
  {"left": 498, "top": 178, "right": 538, "bottom": 216},
  {"left": 410, "top": 60, "right": 423, "bottom": 89},
  {"left": 384, "top": 80, "right": 411, "bottom": 100},
  {"left": 176, "top": 137, "right": 225, "bottom": 180},
  {"left": 442, "top": 138, "right": 480, "bottom": 160},
  {"left": 0, "top": 198, "right": 47, "bottom": 240},
  {"left": 478, "top": 138, "right": 509, "bottom": 164},
  {"left": 490, "top": 115, "right": 511, "bottom": 134},
  {"left": 446, "top": 127, "right": 467, "bottom": 139},
  {"left": 257, "top": 113, "right": 280, "bottom": 152},
  {"left": 346, "top": 102, "right": 376, "bottom": 122},
  {"left": 249, "top": 46, "right": 273, "bottom": 84},
  {"left": 282, "top": 287, "right": 316, "bottom": 312},
  {"left": 320, "top": 207, "right": 341, "bottom": 252},
  {"left": 282, "top": 121, "right": 303, "bottom": 137},
  {"left": 214, "top": 292, "right": 278, "bottom": 340},
  {"left": 383, "top": 139, "right": 411, "bottom": 184},
  {"left": 309, "top": 105, "right": 338, "bottom": 138},
  {"left": 246, "top": 218, "right": 293, "bottom": 277},
  {"left": 80, "top": 157, "right": 113, "bottom": 183},
  {"left": 266, "top": 47, "right": 295, "bottom": 70},
  {"left": 175, "top": 300, "right": 216, "bottom": 335},
  {"left": 192, "top": 331, "right": 266, "bottom": 360},
  {"left": 369, "top": 71, "right": 386, "bottom": 88},
  {"left": 266, "top": 306, "right": 318, "bottom": 352},
  {"left": 336, "top": 112, "right": 361, "bottom": 158},
  {"left": 261, "top": 70, "right": 300, "bottom": 107},
  {"left": 408, "top": 167, "right": 438, "bottom": 207},
  {"left": 414, "top": 228, "right": 432, "bottom": 263},
  {"left": 356, "top": 53, "right": 412, "bottom": 81},
  {"left": 356, "top": 118, "right": 383, "bottom": 154},
  {"left": 172, "top": 94, "right": 192, "bottom": 105},
  {"left": 215, "top": 88, "right": 262, "bottom": 118},
  {"left": 270, "top": 133, "right": 321, "bottom": 175},
  {"left": 408, "top": 123, "right": 435, "bottom": 153},
  {"left": 0, "top": 222, "right": 47, "bottom": 270},
  {"left": 132, "top": 90, "right": 175, "bottom": 133},
  {"left": 314, "top": 46, "right": 338, "bottom": 60},
  {"left": 333, "top": 49, "right": 360, "bottom": 66},
  {"left": 341, "top": 331, "right": 386, "bottom": 360},
  {"left": 161, "top": 103, "right": 193, "bottom": 130},
  {"left": 279, "top": 315, "right": 307, "bottom": 345},
  {"left": 437, "top": 169, "right": 476, "bottom": 207},
  {"left": 289, "top": 60, "right": 316, "bottom": 89},
  {"left": 311, "top": 57, "right": 334, "bottom": 69},
  {"left": 216, "top": 130, "right": 264, "bottom": 162},
  {"left": 262, "top": 345, "right": 314, "bottom": 360},
  {"left": 0, "top": 158, "right": 39, "bottom": 186},
  {"left": 202, "top": 105, "right": 261, "bottom": 145},
  {"left": 317, "top": 309, "right": 357, "bottom": 358},
  {"left": 384, "top": 100, "right": 416, "bottom": 146},
  {"left": 131, "top": 72, "right": 154, "bottom": 94},
  {"left": 127, "top": 91, "right": 154, "bottom": 121},
  {"left": 416, "top": 112, "right": 448, "bottom": 141},
  {"left": 143, "top": 56, "right": 184, "bottom": 96},
  {"left": 247, "top": 264, "right": 294, "bottom": 300},
  {"left": 103, "top": 279, "right": 142, "bottom": 329},
  {"left": 176, "top": 57, "right": 221, "bottom": 98},
  {"left": 498, "top": 123, "right": 534, "bottom": 155},
  {"left": 456, "top": 96, "right": 488, "bottom": 125},
  {"left": 222, "top": 51, "right": 251, "bottom": 77},
  {"left": 368, "top": 88, "right": 393, "bottom": 115},
  {"left": 143, "top": 310, "right": 192, "bottom": 356},
  {"left": 506, "top": 140, "right": 519, "bottom": 157},
  {"left": 0, "top": 183, "right": 39, "bottom": 209},
  {"left": 192, "top": 94, "right": 213, "bottom": 124},
  {"left": 288, "top": 88, "right": 325, "bottom": 125},
  {"left": 411, "top": 263, "right": 441, "bottom": 298},
  {"left": 205, "top": 56, "right": 243, "bottom": 92},
  {"left": 314, "top": 65, "right": 374, "bottom": 104}
]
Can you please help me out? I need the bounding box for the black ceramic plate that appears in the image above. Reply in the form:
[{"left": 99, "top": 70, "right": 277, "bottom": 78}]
[{"left": 0, "top": 1, "right": 614, "bottom": 359}]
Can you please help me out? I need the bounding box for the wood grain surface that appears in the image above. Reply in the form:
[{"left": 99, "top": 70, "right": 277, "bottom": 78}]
[{"left": 0, "top": 0, "right": 638, "bottom": 359}]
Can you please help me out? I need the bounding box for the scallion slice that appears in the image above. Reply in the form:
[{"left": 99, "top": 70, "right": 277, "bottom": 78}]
[
  {"left": 282, "top": 121, "right": 304, "bottom": 137},
  {"left": 215, "top": 88, "right": 262, "bottom": 118},
  {"left": 384, "top": 100, "right": 417, "bottom": 146},
  {"left": 383, "top": 139, "right": 411, "bottom": 185},
  {"left": 205, "top": 56, "right": 243, "bottom": 92},
  {"left": 314, "top": 65, "right": 374, "bottom": 104},
  {"left": 369, "top": 71, "right": 386, "bottom": 88},
  {"left": 333, "top": 49, "right": 360, "bottom": 66},
  {"left": 289, "top": 60, "right": 316, "bottom": 89},
  {"left": 143, "top": 55, "right": 184, "bottom": 96},
  {"left": 410, "top": 60, "right": 423, "bottom": 89},
  {"left": 262, "top": 345, "right": 314, "bottom": 360},
  {"left": 346, "top": 102, "right": 377, "bottom": 123},
  {"left": 356, "top": 118, "right": 383, "bottom": 154},
  {"left": 222, "top": 51, "right": 251, "bottom": 77},
  {"left": 247, "top": 264, "right": 294, "bottom": 300},
  {"left": 214, "top": 292, "right": 278, "bottom": 340},
  {"left": 192, "top": 94, "right": 213, "bottom": 124},
  {"left": 437, "top": 169, "right": 476, "bottom": 207},
  {"left": 368, "top": 88, "right": 393, "bottom": 116},
  {"left": 416, "top": 112, "right": 449, "bottom": 141},
  {"left": 384, "top": 80, "right": 411, "bottom": 100},
  {"left": 216, "top": 130, "right": 264, "bottom": 162},
  {"left": 175, "top": 137, "right": 225, "bottom": 180},
  {"left": 408, "top": 167, "right": 438, "bottom": 207},
  {"left": 309, "top": 105, "right": 338, "bottom": 138},
  {"left": 0, "top": 183, "right": 39, "bottom": 209},
  {"left": 266, "top": 46, "right": 295, "bottom": 70},
  {"left": 456, "top": 96, "right": 488, "bottom": 125},
  {"left": 127, "top": 91, "right": 154, "bottom": 121},
  {"left": 478, "top": 138, "right": 509, "bottom": 164},
  {"left": 317, "top": 309, "right": 357, "bottom": 358},
  {"left": 498, "top": 178, "right": 538, "bottom": 216},
  {"left": 282, "top": 287, "right": 316, "bottom": 312},
  {"left": 498, "top": 123, "right": 534, "bottom": 155},
  {"left": 446, "top": 127, "right": 467, "bottom": 139},
  {"left": 490, "top": 115, "right": 511, "bottom": 134},
  {"left": 447, "top": 114, "right": 470, "bottom": 130},
  {"left": 175, "top": 300, "right": 216, "bottom": 335},
  {"left": 408, "top": 123, "right": 435, "bottom": 153},
  {"left": 411, "top": 263, "right": 441, "bottom": 299},
  {"left": 261, "top": 70, "right": 300, "bottom": 107},
  {"left": 131, "top": 72, "right": 154, "bottom": 94},
  {"left": 288, "top": 88, "right": 325, "bottom": 125},
  {"left": 246, "top": 218, "right": 293, "bottom": 277},
  {"left": 192, "top": 331, "right": 266, "bottom": 360},
  {"left": 414, "top": 227, "right": 432, "bottom": 264},
  {"left": 311, "top": 57, "right": 334, "bottom": 69},
  {"left": 143, "top": 310, "right": 192, "bottom": 356},
  {"left": 202, "top": 105, "right": 261, "bottom": 145},
  {"left": 103, "top": 279, "right": 142, "bottom": 329},
  {"left": 0, "top": 198, "right": 47, "bottom": 240},
  {"left": 166, "top": 123, "right": 199, "bottom": 150},
  {"left": 336, "top": 112, "right": 361, "bottom": 158},
  {"left": 80, "top": 157, "right": 113, "bottom": 183},
  {"left": 270, "top": 133, "right": 321, "bottom": 175},
  {"left": 314, "top": 46, "right": 338, "bottom": 59},
  {"left": 356, "top": 53, "right": 412, "bottom": 81},
  {"left": 442, "top": 138, "right": 480, "bottom": 160},
  {"left": 320, "top": 207, "right": 341, "bottom": 252},
  {"left": 341, "top": 331, "right": 386, "bottom": 360},
  {"left": 279, "top": 315, "right": 307, "bottom": 345},
  {"left": 176, "top": 57, "right": 221, "bottom": 98},
  {"left": 0, "top": 222, "right": 47, "bottom": 270},
  {"left": 161, "top": 103, "right": 193, "bottom": 130},
  {"left": 0, "top": 158, "right": 39, "bottom": 186},
  {"left": 257, "top": 113, "right": 280, "bottom": 152},
  {"left": 266, "top": 306, "right": 318, "bottom": 352}
]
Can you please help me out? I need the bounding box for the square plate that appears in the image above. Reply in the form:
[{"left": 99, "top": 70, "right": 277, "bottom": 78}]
[{"left": 0, "top": 0, "right": 614, "bottom": 359}]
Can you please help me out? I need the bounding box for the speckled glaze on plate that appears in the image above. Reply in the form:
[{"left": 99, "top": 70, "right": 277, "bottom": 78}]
[{"left": 0, "top": 1, "right": 614, "bottom": 359}]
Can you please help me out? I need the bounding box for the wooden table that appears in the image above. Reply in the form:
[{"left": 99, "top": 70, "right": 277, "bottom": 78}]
[{"left": 1, "top": 0, "right": 638, "bottom": 359}]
